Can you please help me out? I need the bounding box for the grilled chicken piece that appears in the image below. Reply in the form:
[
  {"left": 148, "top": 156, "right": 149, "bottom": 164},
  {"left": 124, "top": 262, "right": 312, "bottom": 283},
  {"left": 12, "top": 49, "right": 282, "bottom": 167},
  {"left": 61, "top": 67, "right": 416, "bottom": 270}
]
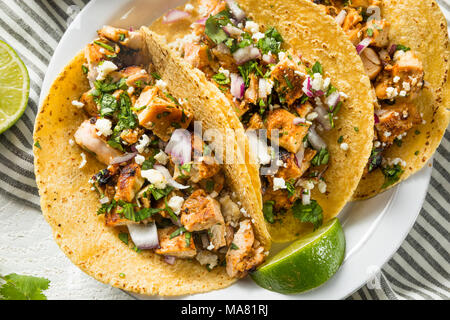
[
  {"left": 341, "top": 7, "right": 363, "bottom": 32},
  {"left": 295, "top": 102, "right": 314, "bottom": 118},
  {"left": 97, "top": 26, "right": 144, "bottom": 51},
  {"left": 211, "top": 45, "right": 238, "bottom": 72},
  {"left": 198, "top": 0, "right": 227, "bottom": 17},
  {"left": 181, "top": 190, "right": 225, "bottom": 232},
  {"left": 184, "top": 42, "right": 211, "bottom": 71},
  {"left": 244, "top": 74, "right": 259, "bottom": 105},
  {"left": 364, "top": 19, "right": 390, "bottom": 48},
  {"left": 198, "top": 173, "right": 225, "bottom": 194},
  {"left": 74, "top": 120, "right": 122, "bottom": 165},
  {"left": 120, "top": 128, "right": 141, "bottom": 145},
  {"left": 114, "top": 163, "right": 145, "bottom": 202},
  {"left": 263, "top": 188, "right": 296, "bottom": 211},
  {"left": 361, "top": 47, "right": 382, "bottom": 80},
  {"left": 375, "top": 50, "right": 424, "bottom": 100},
  {"left": 375, "top": 103, "right": 422, "bottom": 145},
  {"left": 270, "top": 54, "right": 306, "bottom": 105},
  {"left": 275, "top": 149, "right": 316, "bottom": 182},
  {"left": 266, "top": 109, "right": 310, "bottom": 154},
  {"left": 247, "top": 113, "right": 265, "bottom": 130},
  {"left": 80, "top": 89, "right": 100, "bottom": 117},
  {"left": 219, "top": 195, "right": 241, "bottom": 225},
  {"left": 209, "top": 224, "right": 227, "bottom": 250},
  {"left": 84, "top": 41, "right": 115, "bottom": 83},
  {"left": 136, "top": 87, "right": 193, "bottom": 141},
  {"left": 120, "top": 66, "right": 151, "bottom": 88},
  {"left": 190, "top": 160, "right": 221, "bottom": 184},
  {"left": 226, "top": 220, "right": 265, "bottom": 278},
  {"left": 155, "top": 226, "right": 197, "bottom": 258}
]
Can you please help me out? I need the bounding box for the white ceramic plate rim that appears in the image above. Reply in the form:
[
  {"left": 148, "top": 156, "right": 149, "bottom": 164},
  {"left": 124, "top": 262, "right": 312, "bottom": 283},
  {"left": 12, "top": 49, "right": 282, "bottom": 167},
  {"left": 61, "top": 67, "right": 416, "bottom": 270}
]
[{"left": 38, "top": 0, "right": 432, "bottom": 300}]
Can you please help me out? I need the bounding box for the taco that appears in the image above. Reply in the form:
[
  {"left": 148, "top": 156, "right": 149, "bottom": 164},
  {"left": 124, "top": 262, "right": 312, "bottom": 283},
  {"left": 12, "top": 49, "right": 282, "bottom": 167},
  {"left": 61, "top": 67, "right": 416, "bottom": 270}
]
[
  {"left": 33, "top": 26, "right": 270, "bottom": 296},
  {"left": 309, "top": 0, "right": 450, "bottom": 199},
  {"left": 149, "top": 0, "right": 375, "bottom": 242}
]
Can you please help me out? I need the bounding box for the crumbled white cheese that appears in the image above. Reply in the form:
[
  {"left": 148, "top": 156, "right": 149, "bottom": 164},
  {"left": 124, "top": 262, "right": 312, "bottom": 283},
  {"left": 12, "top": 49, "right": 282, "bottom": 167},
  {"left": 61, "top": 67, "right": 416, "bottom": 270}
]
[
  {"left": 196, "top": 251, "right": 218, "bottom": 269},
  {"left": 95, "top": 118, "right": 113, "bottom": 137},
  {"left": 399, "top": 90, "right": 407, "bottom": 97},
  {"left": 311, "top": 73, "right": 323, "bottom": 91},
  {"left": 155, "top": 79, "right": 167, "bottom": 91},
  {"left": 306, "top": 112, "right": 319, "bottom": 121},
  {"left": 278, "top": 51, "right": 286, "bottom": 61},
  {"left": 72, "top": 100, "right": 85, "bottom": 108},
  {"left": 374, "top": 141, "right": 381, "bottom": 148},
  {"left": 79, "top": 152, "right": 87, "bottom": 169},
  {"left": 393, "top": 76, "right": 401, "bottom": 83},
  {"left": 384, "top": 131, "right": 392, "bottom": 138},
  {"left": 318, "top": 180, "right": 327, "bottom": 194},
  {"left": 69, "top": 139, "right": 75, "bottom": 146},
  {"left": 168, "top": 33, "right": 201, "bottom": 54},
  {"left": 96, "top": 61, "right": 118, "bottom": 81},
  {"left": 402, "top": 82, "right": 411, "bottom": 91},
  {"left": 134, "top": 154, "right": 145, "bottom": 165},
  {"left": 339, "top": 92, "right": 349, "bottom": 99},
  {"left": 252, "top": 32, "right": 265, "bottom": 41},
  {"left": 219, "top": 67, "right": 230, "bottom": 78},
  {"left": 273, "top": 177, "right": 287, "bottom": 191},
  {"left": 168, "top": 196, "right": 185, "bottom": 215},
  {"left": 154, "top": 150, "right": 169, "bottom": 165},
  {"left": 141, "top": 169, "right": 167, "bottom": 189},
  {"left": 340, "top": 142, "right": 349, "bottom": 151},
  {"left": 245, "top": 20, "right": 259, "bottom": 34},
  {"left": 385, "top": 86, "right": 398, "bottom": 99},
  {"left": 184, "top": 3, "right": 194, "bottom": 12},
  {"left": 127, "top": 86, "right": 135, "bottom": 95},
  {"left": 136, "top": 134, "right": 150, "bottom": 153}
]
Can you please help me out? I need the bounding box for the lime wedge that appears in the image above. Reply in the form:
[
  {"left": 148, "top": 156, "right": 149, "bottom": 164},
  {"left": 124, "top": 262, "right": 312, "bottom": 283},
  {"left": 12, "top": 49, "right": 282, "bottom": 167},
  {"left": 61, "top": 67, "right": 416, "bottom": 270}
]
[
  {"left": 0, "top": 40, "right": 29, "bottom": 134},
  {"left": 251, "top": 218, "right": 346, "bottom": 294}
]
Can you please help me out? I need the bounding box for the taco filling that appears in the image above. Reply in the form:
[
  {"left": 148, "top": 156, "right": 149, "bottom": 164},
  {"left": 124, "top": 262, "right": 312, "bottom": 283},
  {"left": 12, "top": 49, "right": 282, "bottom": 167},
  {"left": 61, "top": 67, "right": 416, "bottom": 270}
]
[
  {"left": 72, "top": 26, "right": 267, "bottom": 278},
  {"left": 312, "top": 0, "right": 426, "bottom": 188},
  {"left": 161, "top": 0, "right": 349, "bottom": 229}
]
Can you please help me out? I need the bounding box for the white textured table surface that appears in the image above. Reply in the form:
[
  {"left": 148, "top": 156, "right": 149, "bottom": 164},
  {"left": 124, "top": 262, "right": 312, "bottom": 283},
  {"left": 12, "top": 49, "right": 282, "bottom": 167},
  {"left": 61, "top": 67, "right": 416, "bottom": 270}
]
[{"left": 0, "top": 193, "right": 132, "bottom": 300}]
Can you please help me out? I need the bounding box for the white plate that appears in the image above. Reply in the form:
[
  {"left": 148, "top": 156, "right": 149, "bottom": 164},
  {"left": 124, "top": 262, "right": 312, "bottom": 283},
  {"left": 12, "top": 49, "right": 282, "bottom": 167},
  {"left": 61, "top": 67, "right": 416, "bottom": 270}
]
[{"left": 39, "top": 0, "right": 433, "bottom": 300}]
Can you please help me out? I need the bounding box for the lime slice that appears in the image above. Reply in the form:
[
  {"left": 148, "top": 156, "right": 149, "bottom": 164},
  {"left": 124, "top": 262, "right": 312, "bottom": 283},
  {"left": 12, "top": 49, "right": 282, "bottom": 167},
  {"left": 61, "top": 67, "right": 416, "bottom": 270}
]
[
  {"left": 251, "top": 218, "right": 346, "bottom": 294},
  {"left": 0, "top": 40, "right": 29, "bottom": 134}
]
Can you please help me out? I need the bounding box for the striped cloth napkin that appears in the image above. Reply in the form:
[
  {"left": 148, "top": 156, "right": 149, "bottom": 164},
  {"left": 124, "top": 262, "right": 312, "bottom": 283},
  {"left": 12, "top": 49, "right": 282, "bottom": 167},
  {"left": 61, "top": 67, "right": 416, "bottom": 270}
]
[{"left": 0, "top": 0, "right": 448, "bottom": 300}]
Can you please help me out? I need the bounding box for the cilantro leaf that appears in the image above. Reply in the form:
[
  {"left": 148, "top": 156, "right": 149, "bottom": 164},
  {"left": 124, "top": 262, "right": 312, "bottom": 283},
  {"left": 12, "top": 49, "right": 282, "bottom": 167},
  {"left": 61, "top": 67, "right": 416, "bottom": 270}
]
[
  {"left": 292, "top": 199, "right": 323, "bottom": 231},
  {"left": 0, "top": 274, "right": 50, "bottom": 300},
  {"left": 381, "top": 164, "right": 404, "bottom": 189},
  {"left": 263, "top": 201, "right": 275, "bottom": 224},
  {"left": 312, "top": 61, "right": 323, "bottom": 75},
  {"left": 205, "top": 10, "right": 231, "bottom": 44},
  {"left": 257, "top": 27, "right": 283, "bottom": 54},
  {"left": 311, "top": 148, "right": 330, "bottom": 166}
]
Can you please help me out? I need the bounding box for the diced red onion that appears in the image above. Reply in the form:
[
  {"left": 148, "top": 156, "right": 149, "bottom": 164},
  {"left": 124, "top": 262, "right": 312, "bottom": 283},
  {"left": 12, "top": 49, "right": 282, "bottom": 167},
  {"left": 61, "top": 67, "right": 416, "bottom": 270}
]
[
  {"left": 295, "top": 148, "right": 305, "bottom": 167},
  {"left": 111, "top": 152, "right": 137, "bottom": 164},
  {"left": 230, "top": 73, "right": 245, "bottom": 100},
  {"left": 163, "top": 10, "right": 191, "bottom": 24},
  {"left": 223, "top": 25, "right": 243, "bottom": 37},
  {"left": 293, "top": 117, "right": 306, "bottom": 126},
  {"left": 315, "top": 90, "right": 325, "bottom": 97},
  {"left": 127, "top": 222, "right": 159, "bottom": 250},
  {"left": 233, "top": 45, "right": 261, "bottom": 65},
  {"left": 153, "top": 164, "right": 190, "bottom": 190},
  {"left": 308, "top": 126, "right": 327, "bottom": 150},
  {"left": 326, "top": 91, "right": 341, "bottom": 111},
  {"left": 165, "top": 129, "right": 191, "bottom": 165},
  {"left": 335, "top": 10, "right": 347, "bottom": 26},
  {"left": 225, "top": 0, "right": 246, "bottom": 21},
  {"left": 216, "top": 43, "right": 231, "bottom": 55},
  {"left": 389, "top": 44, "right": 397, "bottom": 56},
  {"left": 356, "top": 37, "right": 372, "bottom": 55},
  {"left": 374, "top": 113, "right": 380, "bottom": 124},
  {"left": 302, "top": 77, "right": 314, "bottom": 98},
  {"left": 314, "top": 106, "right": 332, "bottom": 131},
  {"left": 194, "top": 18, "right": 207, "bottom": 26},
  {"left": 262, "top": 54, "right": 276, "bottom": 64},
  {"left": 259, "top": 78, "right": 269, "bottom": 99},
  {"left": 164, "top": 255, "right": 176, "bottom": 265},
  {"left": 99, "top": 197, "right": 110, "bottom": 205}
]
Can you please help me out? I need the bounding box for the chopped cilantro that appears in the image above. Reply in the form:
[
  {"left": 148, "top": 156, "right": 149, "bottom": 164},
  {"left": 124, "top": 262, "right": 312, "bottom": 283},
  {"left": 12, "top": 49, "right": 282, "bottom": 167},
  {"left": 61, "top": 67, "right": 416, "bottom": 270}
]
[
  {"left": 230, "top": 243, "right": 239, "bottom": 250},
  {"left": 292, "top": 199, "right": 323, "bottom": 231},
  {"left": 337, "top": 136, "right": 344, "bottom": 144},
  {"left": 94, "top": 40, "right": 114, "bottom": 52},
  {"left": 381, "top": 164, "right": 404, "bottom": 189},
  {"left": 0, "top": 274, "right": 50, "bottom": 300},
  {"left": 286, "top": 180, "right": 296, "bottom": 197},
  {"left": 257, "top": 27, "right": 284, "bottom": 54},
  {"left": 368, "top": 148, "right": 383, "bottom": 172},
  {"left": 205, "top": 180, "right": 215, "bottom": 193},
  {"left": 170, "top": 227, "right": 187, "bottom": 239},
  {"left": 311, "top": 148, "right": 330, "bottom": 166},
  {"left": 205, "top": 10, "right": 231, "bottom": 44},
  {"left": 312, "top": 61, "right": 323, "bottom": 75},
  {"left": 81, "top": 65, "right": 88, "bottom": 74},
  {"left": 396, "top": 44, "right": 411, "bottom": 52},
  {"left": 263, "top": 201, "right": 275, "bottom": 224},
  {"left": 185, "top": 232, "right": 192, "bottom": 247},
  {"left": 212, "top": 73, "right": 230, "bottom": 85},
  {"left": 99, "top": 93, "right": 118, "bottom": 117},
  {"left": 34, "top": 141, "right": 42, "bottom": 149},
  {"left": 367, "top": 28, "right": 374, "bottom": 37},
  {"left": 118, "top": 232, "right": 129, "bottom": 245}
]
